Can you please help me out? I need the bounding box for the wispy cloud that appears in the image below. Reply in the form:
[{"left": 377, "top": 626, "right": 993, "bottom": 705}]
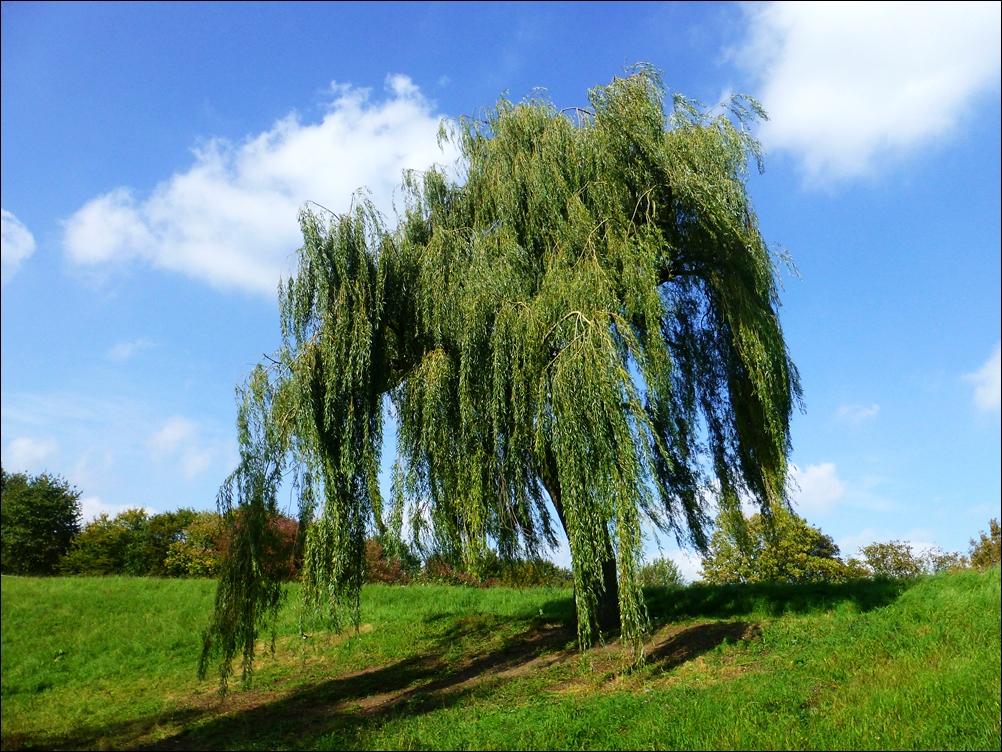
[
  {"left": 107, "top": 338, "right": 156, "bottom": 362},
  {"left": 63, "top": 75, "right": 454, "bottom": 295},
  {"left": 736, "top": 2, "right": 1001, "bottom": 181},
  {"left": 790, "top": 462, "right": 845, "bottom": 515},
  {"left": 148, "top": 416, "right": 215, "bottom": 479},
  {"left": 1, "top": 209, "right": 36, "bottom": 285},
  {"left": 79, "top": 496, "right": 155, "bottom": 522},
  {"left": 837, "top": 403, "right": 879, "bottom": 425},
  {"left": 3, "top": 436, "right": 59, "bottom": 474},
  {"left": 965, "top": 342, "right": 1001, "bottom": 413}
]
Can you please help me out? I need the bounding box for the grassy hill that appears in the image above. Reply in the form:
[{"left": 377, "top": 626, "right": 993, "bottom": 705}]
[{"left": 1, "top": 568, "right": 999, "bottom": 750}]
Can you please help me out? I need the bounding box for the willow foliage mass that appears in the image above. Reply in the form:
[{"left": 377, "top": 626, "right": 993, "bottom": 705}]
[{"left": 199, "top": 67, "right": 801, "bottom": 688}]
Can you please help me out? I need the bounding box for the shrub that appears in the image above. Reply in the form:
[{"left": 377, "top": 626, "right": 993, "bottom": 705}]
[
  {"left": 364, "top": 539, "right": 414, "bottom": 584},
  {"left": 921, "top": 547, "right": 968, "bottom": 575},
  {"left": 1, "top": 468, "right": 81, "bottom": 575},
  {"left": 701, "top": 507, "right": 864, "bottom": 585},
  {"left": 478, "top": 553, "right": 574, "bottom": 588},
  {"left": 969, "top": 518, "right": 1000, "bottom": 571},
  {"left": 165, "top": 510, "right": 299, "bottom": 579},
  {"left": 638, "top": 556, "right": 686, "bottom": 588},
  {"left": 258, "top": 513, "right": 300, "bottom": 580},
  {"left": 165, "top": 511, "right": 225, "bottom": 577},
  {"left": 420, "top": 554, "right": 492, "bottom": 587},
  {"left": 858, "top": 541, "right": 925, "bottom": 579},
  {"left": 130, "top": 508, "right": 198, "bottom": 576},
  {"left": 61, "top": 508, "right": 150, "bottom": 575}
]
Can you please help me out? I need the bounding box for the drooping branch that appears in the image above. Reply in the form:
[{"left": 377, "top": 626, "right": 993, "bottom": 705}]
[{"left": 201, "top": 66, "right": 800, "bottom": 682}]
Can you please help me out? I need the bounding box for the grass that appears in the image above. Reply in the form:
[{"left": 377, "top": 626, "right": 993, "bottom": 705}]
[{"left": 1, "top": 569, "right": 999, "bottom": 750}]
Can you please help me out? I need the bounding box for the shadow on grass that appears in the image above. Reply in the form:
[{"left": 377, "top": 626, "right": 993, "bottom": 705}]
[
  {"left": 2, "top": 578, "right": 911, "bottom": 751},
  {"left": 647, "top": 620, "right": 757, "bottom": 671},
  {"left": 644, "top": 577, "right": 910, "bottom": 623},
  {"left": 2, "top": 614, "right": 574, "bottom": 752}
]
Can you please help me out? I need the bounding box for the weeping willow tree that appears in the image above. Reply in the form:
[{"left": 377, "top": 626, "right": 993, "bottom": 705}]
[{"left": 199, "top": 66, "right": 801, "bottom": 688}]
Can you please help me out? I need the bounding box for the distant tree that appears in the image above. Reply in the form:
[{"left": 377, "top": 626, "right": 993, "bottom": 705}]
[
  {"left": 131, "top": 508, "right": 198, "bottom": 576},
  {"left": 61, "top": 508, "right": 150, "bottom": 576},
  {"left": 700, "top": 507, "right": 863, "bottom": 585},
  {"left": 165, "top": 510, "right": 298, "bottom": 579},
  {"left": 164, "top": 511, "right": 225, "bottom": 577},
  {"left": 921, "top": 546, "right": 968, "bottom": 575},
  {"left": 201, "top": 66, "right": 802, "bottom": 687},
  {"left": 858, "top": 541, "right": 925, "bottom": 579},
  {"left": 638, "top": 556, "right": 686, "bottom": 589},
  {"left": 968, "top": 518, "right": 1001, "bottom": 571},
  {"left": 1, "top": 467, "right": 81, "bottom": 575}
]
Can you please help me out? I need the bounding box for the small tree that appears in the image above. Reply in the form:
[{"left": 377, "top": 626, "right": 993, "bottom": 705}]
[
  {"left": 130, "top": 508, "right": 199, "bottom": 576},
  {"left": 921, "top": 546, "right": 968, "bottom": 575},
  {"left": 165, "top": 511, "right": 226, "bottom": 577},
  {"left": 638, "top": 556, "right": 686, "bottom": 588},
  {"left": 969, "top": 518, "right": 1001, "bottom": 571},
  {"left": 1, "top": 467, "right": 81, "bottom": 575},
  {"left": 61, "top": 508, "right": 152, "bottom": 576},
  {"left": 700, "top": 507, "right": 861, "bottom": 585},
  {"left": 857, "top": 541, "right": 925, "bottom": 579}
]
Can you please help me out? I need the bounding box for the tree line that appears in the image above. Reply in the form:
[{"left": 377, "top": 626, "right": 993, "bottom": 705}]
[{"left": 4, "top": 466, "right": 997, "bottom": 585}]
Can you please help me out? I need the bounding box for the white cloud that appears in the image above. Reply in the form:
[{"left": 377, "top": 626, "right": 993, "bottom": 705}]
[
  {"left": 149, "top": 416, "right": 214, "bottom": 479},
  {"left": 965, "top": 342, "right": 1001, "bottom": 412},
  {"left": 63, "top": 75, "right": 454, "bottom": 295},
  {"left": 3, "top": 436, "right": 59, "bottom": 474},
  {"left": 108, "top": 338, "right": 155, "bottom": 362},
  {"left": 838, "top": 528, "right": 878, "bottom": 559},
  {"left": 837, "top": 403, "right": 879, "bottom": 424},
  {"left": 790, "top": 462, "right": 845, "bottom": 515},
  {"left": 666, "top": 548, "right": 702, "bottom": 585},
  {"left": 79, "top": 496, "right": 154, "bottom": 523},
  {"left": 737, "top": 2, "right": 1002, "bottom": 181},
  {"left": 1, "top": 209, "right": 36, "bottom": 285}
]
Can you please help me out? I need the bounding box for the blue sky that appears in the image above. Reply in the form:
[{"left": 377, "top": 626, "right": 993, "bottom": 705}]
[{"left": 2, "top": 1, "right": 999, "bottom": 578}]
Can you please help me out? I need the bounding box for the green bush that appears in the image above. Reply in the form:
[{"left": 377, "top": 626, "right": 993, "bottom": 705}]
[
  {"left": 361, "top": 542, "right": 574, "bottom": 589},
  {"left": 61, "top": 509, "right": 149, "bottom": 575},
  {"left": 164, "top": 511, "right": 225, "bottom": 577},
  {"left": 857, "top": 541, "right": 925, "bottom": 579},
  {"left": 701, "top": 507, "right": 865, "bottom": 585},
  {"left": 130, "top": 508, "right": 198, "bottom": 576},
  {"left": 921, "top": 546, "right": 968, "bottom": 574},
  {"left": 1, "top": 467, "right": 81, "bottom": 575},
  {"left": 638, "top": 556, "right": 686, "bottom": 588}
]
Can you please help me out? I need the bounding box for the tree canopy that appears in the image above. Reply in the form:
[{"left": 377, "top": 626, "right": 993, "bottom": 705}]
[
  {"left": 700, "top": 507, "right": 862, "bottom": 585},
  {"left": 1, "top": 467, "right": 81, "bottom": 575},
  {"left": 200, "top": 66, "right": 801, "bottom": 688}
]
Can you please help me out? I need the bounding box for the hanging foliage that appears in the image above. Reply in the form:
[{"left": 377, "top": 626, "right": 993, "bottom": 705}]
[{"left": 199, "top": 65, "right": 801, "bottom": 686}]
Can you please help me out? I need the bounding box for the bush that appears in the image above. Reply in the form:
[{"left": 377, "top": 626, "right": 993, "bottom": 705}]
[
  {"left": 1, "top": 468, "right": 81, "bottom": 575},
  {"left": 364, "top": 539, "right": 415, "bottom": 584},
  {"left": 479, "top": 554, "right": 573, "bottom": 589},
  {"left": 361, "top": 540, "right": 573, "bottom": 589},
  {"left": 921, "top": 547, "right": 968, "bottom": 575},
  {"left": 638, "top": 556, "right": 686, "bottom": 588},
  {"left": 164, "top": 510, "right": 299, "bottom": 579},
  {"left": 969, "top": 518, "right": 1000, "bottom": 571},
  {"left": 131, "top": 508, "right": 198, "bottom": 576},
  {"left": 857, "top": 541, "right": 925, "bottom": 579},
  {"left": 701, "top": 507, "right": 864, "bottom": 585},
  {"left": 164, "top": 511, "right": 225, "bottom": 577},
  {"left": 61, "top": 509, "right": 150, "bottom": 575}
]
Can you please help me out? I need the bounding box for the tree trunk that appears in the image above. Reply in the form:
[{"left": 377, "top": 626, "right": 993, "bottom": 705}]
[{"left": 540, "top": 449, "right": 621, "bottom": 637}]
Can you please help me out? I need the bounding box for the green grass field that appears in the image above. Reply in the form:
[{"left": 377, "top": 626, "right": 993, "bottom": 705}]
[{"left": 2, "top": 569, "right": 999, "bottom": 750}]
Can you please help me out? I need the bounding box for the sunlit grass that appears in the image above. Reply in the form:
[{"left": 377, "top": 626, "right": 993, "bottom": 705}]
[{"left": 2, "top": 569, "right": 999, "bottom": 750}]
